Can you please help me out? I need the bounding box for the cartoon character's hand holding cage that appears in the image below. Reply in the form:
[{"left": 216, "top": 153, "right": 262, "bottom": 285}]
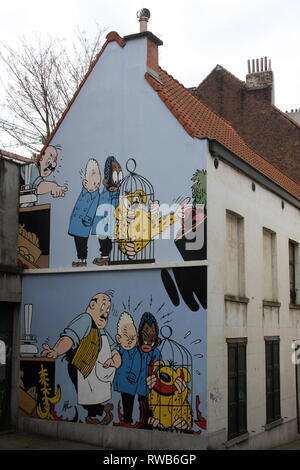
[{"left": 112, "top": 159, "right": 155, "bottom": 263}]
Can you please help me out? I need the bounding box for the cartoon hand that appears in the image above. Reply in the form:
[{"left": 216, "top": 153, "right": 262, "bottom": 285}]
[
  {"left": 149, "top": 200, "right": 160, "bottom": 220},
  {"left": 127, "top": 372, "right": 137, "bottom": 384},
  {"left": 174, "top": 197, "right": 191, "bottom": 220},
  {"left": 173, "top": 415, "right": 191, "bottom": 431},
  {"left": 125, "top": 239, "right": 137, "bottom": 260},
  {"left": 41, "top": 343, "right": 58, "bottom": 359},
  {"left": 146, "top": 374, "right": 157, "bottom": 390},
  {"left": 103, "top": 358, "right": 114, "bottom": 368},
  {"left": 174, "top": 376, "right": 187, "bottom": 393},
  {"left": 127, "top": 210, "right": 136, "bottom": 223},
  {"left": 51, "top": 185, "right": 68, "bottom": 198},
  {"left": 148, "top": 416, "right": 165, "bottom": 429}
]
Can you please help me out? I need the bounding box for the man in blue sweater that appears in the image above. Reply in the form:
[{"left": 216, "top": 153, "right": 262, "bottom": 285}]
[{"left": 92, "top": 156, "right": 123, "bottom": 266}]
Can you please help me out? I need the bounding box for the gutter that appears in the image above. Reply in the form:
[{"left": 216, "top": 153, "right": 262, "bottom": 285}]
[{"left": 204, "top": 137, "right": 300, "bottom": 210}]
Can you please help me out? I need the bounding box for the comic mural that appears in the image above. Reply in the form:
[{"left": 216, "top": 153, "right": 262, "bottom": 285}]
[
  {"left": 18, "top": 144, "right": 207, "bottom": 268},
  {"left": 17, "top": 123, "right": 207, "bottom": 433},
  {"left": 19, "top": 269, "right": 207, "bottom": 433}
]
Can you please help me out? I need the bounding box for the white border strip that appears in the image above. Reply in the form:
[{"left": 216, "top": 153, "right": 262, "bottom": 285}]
[{"left": 23, "top": 260, "right": 208, "bottom": 275}]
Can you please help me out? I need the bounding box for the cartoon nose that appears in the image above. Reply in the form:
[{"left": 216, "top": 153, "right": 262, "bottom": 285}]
[{"left": 159, "top": 372, "right": 171, "bottom": 383}]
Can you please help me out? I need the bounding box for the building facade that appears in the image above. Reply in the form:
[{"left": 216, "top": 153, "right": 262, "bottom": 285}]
[
  {"left": 13, "top": 25, "right": 300, "bottom": 450},
  {"left": 0, "top": 150, "right": 27, "bottom": 431}
]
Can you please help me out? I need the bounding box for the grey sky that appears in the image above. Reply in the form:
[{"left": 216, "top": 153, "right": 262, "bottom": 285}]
[{"left": 1, "top": 0, "right": 300, "bottom": 147}]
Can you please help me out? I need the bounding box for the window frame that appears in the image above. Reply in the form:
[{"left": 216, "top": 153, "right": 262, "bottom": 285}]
[
  {"left": 227, "top": 338, "right": 248, "bottom": 440},
  {"left": 265, "top": 337, "right": 281, "bottom": 425}
]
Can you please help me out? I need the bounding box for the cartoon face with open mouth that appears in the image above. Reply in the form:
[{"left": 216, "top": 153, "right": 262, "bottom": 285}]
[
  {"left": 148, "top": 360, "right": 193, "bottom": 430},
  {"left": 139, "top": 321, "right": 160, "bottom": 353}
]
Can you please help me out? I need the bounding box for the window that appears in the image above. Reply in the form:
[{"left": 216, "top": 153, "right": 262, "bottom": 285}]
[
  {"left": 263, "top": 228, "right": 278, "bottom": 301},
  {"left": 289, "top": 241, "right": 298, "bottom": 305},
  {"left": 226, "top": 211, "right": 245, "bottom": 297},
  {"left": 0, "top": 340, "right": 5, "bottom": 365},
  {"left": 227, "top": 339, "right": 247, "bottom": 440},
  {"left": 265, "top": 338, "right": 281, "bottom": 424}
]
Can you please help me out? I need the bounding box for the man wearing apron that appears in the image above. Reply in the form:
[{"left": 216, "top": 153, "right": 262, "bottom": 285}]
[{"left": 42, "top": 292, "right": 115, "bottom": 425}]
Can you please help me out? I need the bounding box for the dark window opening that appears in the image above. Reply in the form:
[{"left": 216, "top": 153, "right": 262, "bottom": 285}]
[
  {"left": 227, "top": 340, "right": 247, "bottom": 440},
  {"left": 265, "top": 338, "right": 281, "bottom": 424},
  {"left": 289, "top": 241, "right": 297, "bottom": 304}
]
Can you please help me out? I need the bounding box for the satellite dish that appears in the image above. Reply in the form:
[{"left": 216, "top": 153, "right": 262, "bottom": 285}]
[{"left": 137, "top": 8, "right": 151, "bottom": 22}]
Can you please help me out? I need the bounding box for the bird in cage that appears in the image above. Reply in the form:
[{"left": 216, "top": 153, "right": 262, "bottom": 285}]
[
  {"left": 147, "top": 360, "right": 192, "bottom": 431},
  {"left": 115, "top": 190, "right": 191, "bottom": 259}
]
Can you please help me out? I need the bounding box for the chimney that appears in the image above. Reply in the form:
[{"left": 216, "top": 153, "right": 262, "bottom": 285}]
[
  {"left": 124, "top": 9, "right": 163, "bottom": 73},
  {"left": 246, "top": 57, "right": 274, "bottom": 104},
  {"left": 137, "top": 8, "right": 150, "bottom": 32}
]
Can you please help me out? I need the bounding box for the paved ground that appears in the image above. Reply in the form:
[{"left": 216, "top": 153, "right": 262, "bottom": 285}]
[
  {"left": 271, "top": 438, "right": 300, "bottom": 450},
  {"left": 1, "top": 430, "right": 300, "bottom": 450},
  {"left": 0, "top": 431, "right": 107, "bottom": 450}
]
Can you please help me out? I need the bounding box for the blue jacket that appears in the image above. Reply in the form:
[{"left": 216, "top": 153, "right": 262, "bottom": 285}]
[
  {"left": 136, "top": 347, "right": 161, "bottom": 397},
  {"left": 68, "top": 187, "right": 99, "bottom": 238},
  {"left": 113, "top": 346, "right": 141, "bottom": 395},
  {"left": 91, "top": 187, "right": 120, "bottom": 238}
]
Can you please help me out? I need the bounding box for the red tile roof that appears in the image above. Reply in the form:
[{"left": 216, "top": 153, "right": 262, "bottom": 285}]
[
  {"left": 193, "top": 65, "right": 300, "bottom": 183},
  {"left": 40, "top": 30, "right": 300, "bottom": 201},
  {"left": 145, "top": 68, "right": 300, "bottom": 200}
]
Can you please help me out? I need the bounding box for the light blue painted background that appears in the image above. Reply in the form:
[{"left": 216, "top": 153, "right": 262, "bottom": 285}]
[{"left": 21, "top": 268, "right": 207, "bottom": 431}]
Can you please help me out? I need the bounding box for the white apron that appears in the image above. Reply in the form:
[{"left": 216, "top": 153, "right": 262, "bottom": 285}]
[{"left": 77, "top": 335, "right": 115, "bottom": 405}]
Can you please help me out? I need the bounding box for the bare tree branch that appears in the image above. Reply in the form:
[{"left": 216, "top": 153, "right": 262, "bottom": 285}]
[{"left": 0, "top": 24, "right": 106, "bottom": 154}]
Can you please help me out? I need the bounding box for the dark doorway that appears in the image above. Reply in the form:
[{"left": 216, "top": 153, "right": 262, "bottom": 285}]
[{"left": 0, "top": 302, "right": 14, "bottom": 430}]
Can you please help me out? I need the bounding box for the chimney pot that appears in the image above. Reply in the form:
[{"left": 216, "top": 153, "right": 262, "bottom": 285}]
[
  {"left": 246, "top": 57, "right": 274, "bottom": 104},
  {"left": 137, "top": 8, "right": 151, "bottom": 32}
]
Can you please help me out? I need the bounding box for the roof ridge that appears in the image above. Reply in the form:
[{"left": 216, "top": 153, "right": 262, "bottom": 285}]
[
  {"left": 271, "top": 104, "right": 300, "bottom": 130},
  {"left": 158, "top": 66, "right": 247, "bottom": 138},
  {"left": 196, "top": 64, "right": 243, "bottom": 92}
]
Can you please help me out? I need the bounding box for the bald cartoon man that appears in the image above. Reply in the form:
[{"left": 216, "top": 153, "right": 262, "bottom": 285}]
[
  {"left": 42, "top": 293, "right": 115, "bottom": 425},
  {"left": 21, "top": 145, "right": 68, "bottom": 199}
]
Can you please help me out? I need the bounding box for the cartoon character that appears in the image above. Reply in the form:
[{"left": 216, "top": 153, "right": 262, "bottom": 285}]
[
  {"left": 104, "top": 312, "right": 141, "bottom": 425},
  {"left": 115, "top": 191, "right": 190, "bottom": 260},
  {"left": 20, "top": 145, "right": 68, "bottom": 205},
  {"left": 92, "top": 156, "right": 123, "bottom": 266},
  {"left": 68, "top": 159, "right": 101, "bottom": 267},
  {"left": 148, "top": 360, "right": 192, "bottom": 431},
  {"left": 136, "top": 312, "right": 162, "bottom": 428},
  {"left": 41, "top": 292, "right": 115, "bottom": 425}
]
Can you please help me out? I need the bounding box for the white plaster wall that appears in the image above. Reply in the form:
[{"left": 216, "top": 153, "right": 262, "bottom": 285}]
[{"left": 207, "top": 149, "right": 300, "bottom": 445}]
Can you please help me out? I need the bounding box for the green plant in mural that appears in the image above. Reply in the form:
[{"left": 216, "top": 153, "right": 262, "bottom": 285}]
[
  {"left": 191, "top": 169, "right": 207, "bottom": 208},
  {"left": 37, "top": 364, "right": 61, "bottom": 420}
]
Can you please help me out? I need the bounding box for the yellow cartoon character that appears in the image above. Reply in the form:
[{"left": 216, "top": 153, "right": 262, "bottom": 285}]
[
  {"left": 147, "top": 360, "right": 192, "bottom": 430},
  {"left": 115, "top": 191, "right": 190, "bottom": 259}
]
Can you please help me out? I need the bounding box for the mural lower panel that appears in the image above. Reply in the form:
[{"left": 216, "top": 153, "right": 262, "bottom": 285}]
[{"left": 19, "top": 267, "right": 207, "bottom": 434}]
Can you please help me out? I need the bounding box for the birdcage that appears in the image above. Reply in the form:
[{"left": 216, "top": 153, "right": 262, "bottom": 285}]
[
  {"left": 148, "top": 325, "right": 194, "bottom": 432},
  {"left": 110, "top": 158, "right": 155, "bottom": 264}
]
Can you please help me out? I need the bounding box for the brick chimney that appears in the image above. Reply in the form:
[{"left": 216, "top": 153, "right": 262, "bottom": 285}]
[
  {"left": 124, "top": 9, "right": 163, "bottom": 73},
  {"left": 246, "top": 57, "right": 274, "bottom": 104}
]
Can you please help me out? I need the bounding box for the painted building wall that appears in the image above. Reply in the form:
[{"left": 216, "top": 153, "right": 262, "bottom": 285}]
[
  {"left": 18, "top": 36, "right": 207, "bottom": 269},
  {"left": 20, "top": 267, "right": 206, "bottom": 434},
  {"left": 18, "top": 34, "right": 208, "bottom": 441},
  {"left": 207, "top": 152, "right": 300, "bottom": 448}
]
